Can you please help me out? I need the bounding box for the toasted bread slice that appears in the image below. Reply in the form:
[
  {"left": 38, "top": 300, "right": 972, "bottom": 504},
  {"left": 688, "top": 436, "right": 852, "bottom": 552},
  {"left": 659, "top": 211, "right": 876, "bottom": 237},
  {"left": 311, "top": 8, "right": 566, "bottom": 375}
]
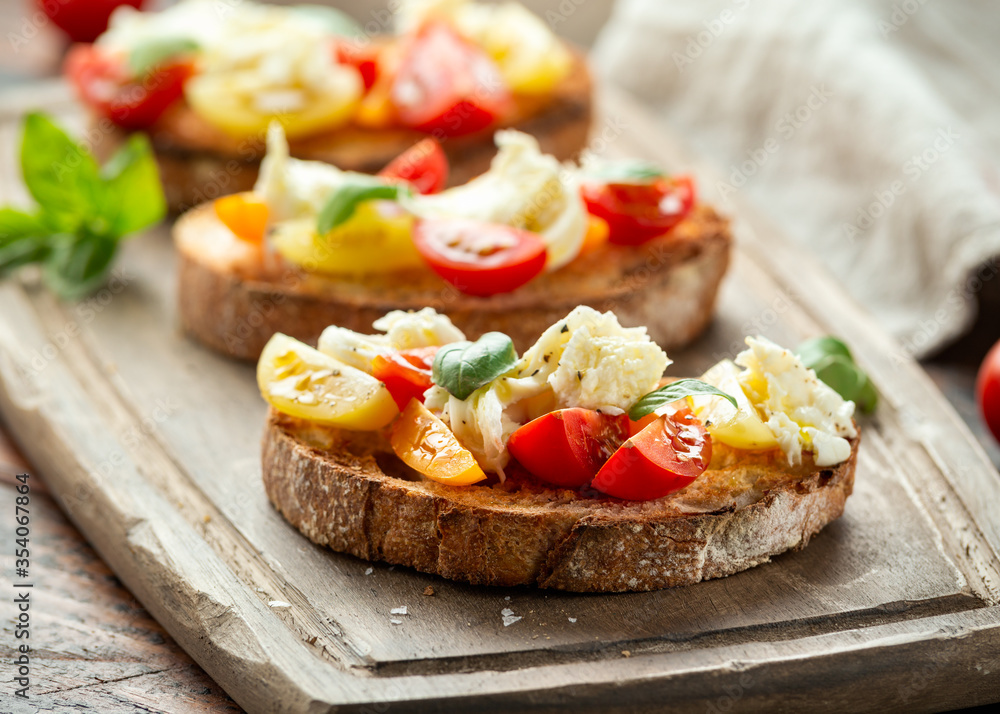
[
  {"left": 105, "top": 50, "right": 592, "bottom": 213},
  {"left": 262, "top": 409, "right": 858, "bottom": 592},
  {"left": 175, "top": 203, "right": 731, "bottom": 360}
]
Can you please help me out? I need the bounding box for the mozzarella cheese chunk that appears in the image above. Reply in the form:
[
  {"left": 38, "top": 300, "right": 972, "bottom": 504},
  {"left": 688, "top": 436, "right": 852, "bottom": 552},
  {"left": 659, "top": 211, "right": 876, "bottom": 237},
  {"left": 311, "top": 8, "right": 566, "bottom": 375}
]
[
  {"left": 433, "top": 385, "right": 521, "bottom": 478},
  {"left": 531, "top": 307, "right": 669, "bottom": 412},
  {"left": 411, "top": 131, "right": 587, "bottom": 270},
  {"left": 99, "top": 0, "right": 224, "bottom": 53},
  {"left": 692, "top": 360, "right": 780, "bottom": 451},
  {"left": 318, "top": 309, "right": 465, "bottom": 373},
  {"left": 256, "top": 124, "right": 361, "bottom": 222},
  {"left": 372, "top": 308, "right": 467, "bottom": 350},
  {"left": 103, "top": 1, "right": 361, "bottom": 133},
  {"left": 317, "top": 327, "right": 392, "bottom": 373},
  {"left": 735, "top": 336, "right": 857, "bottom": 467},
  {"left": 194, "top": 4, "right": 360, "bottom": 111}
]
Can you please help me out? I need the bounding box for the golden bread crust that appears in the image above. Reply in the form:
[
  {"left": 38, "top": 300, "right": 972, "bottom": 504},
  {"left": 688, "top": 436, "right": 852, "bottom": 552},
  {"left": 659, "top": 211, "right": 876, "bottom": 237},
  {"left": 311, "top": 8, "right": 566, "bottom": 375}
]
[
  {"left": 262, "top": 410, "right": 858, "bottom": 592},
  {"left": 174, "top": 203, "right": 732, "bottom": 359}
]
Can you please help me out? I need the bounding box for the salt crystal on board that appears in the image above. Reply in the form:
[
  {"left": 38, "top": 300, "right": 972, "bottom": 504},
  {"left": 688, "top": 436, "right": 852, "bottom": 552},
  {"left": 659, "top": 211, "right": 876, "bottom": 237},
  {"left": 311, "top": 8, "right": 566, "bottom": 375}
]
[{"left": 501, "top": 608, "right": 522, "bottom": 627}]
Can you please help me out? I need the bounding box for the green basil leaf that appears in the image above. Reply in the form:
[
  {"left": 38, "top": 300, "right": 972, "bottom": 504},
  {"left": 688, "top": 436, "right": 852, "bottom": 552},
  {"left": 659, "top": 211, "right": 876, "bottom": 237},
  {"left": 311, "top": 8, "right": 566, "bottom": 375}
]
[
  {"left": 128, "top": 37, "right": 199, "bottom": 76},
  {"left": 432, "top": 332, "right": 518, "bottom": 400},
  {"left": 43, "top": 232, "right": 119, "bottom": 299},
  {"left": 795, "top": 336, "right": 853, "bottom": 367},
  {"left": 811, "top": 354, "right": 878, "bottom": 414},
  {"left": 795, "top": 336, "right": 877, "bottom": 414},
  {"left": 0, "top": 207, "right": 48, "bottom": 239},
  {"left": 0, "top": 235, "right": 50, "bottom": 277},
  {"left": 99, "top": 133, "right": 167, "bottom": 236},
  {"left": 584, "top": 160, "right": 664, "bottom": 184},
  {"left": 317, "top": 181, "right": 408, "bottom": 235},
  {"left": 20, "top": 112, "right": 103, "bottom": 232},
  {"left": 291, "top": 5, "right": 363, "bottom": 37},
  {"left": 628, "top": 378, "right": 738, "bottom": 421},
  {"left": 853, "top": 377, "right": 879, "bottom": 415}
]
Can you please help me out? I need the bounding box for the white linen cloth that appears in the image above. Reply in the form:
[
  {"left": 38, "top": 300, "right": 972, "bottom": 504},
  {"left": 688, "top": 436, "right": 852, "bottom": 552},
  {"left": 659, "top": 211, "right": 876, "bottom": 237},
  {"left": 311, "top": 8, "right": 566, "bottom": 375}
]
[{"left": 593, "top": 0, "right": 1000, "bottom": 357}]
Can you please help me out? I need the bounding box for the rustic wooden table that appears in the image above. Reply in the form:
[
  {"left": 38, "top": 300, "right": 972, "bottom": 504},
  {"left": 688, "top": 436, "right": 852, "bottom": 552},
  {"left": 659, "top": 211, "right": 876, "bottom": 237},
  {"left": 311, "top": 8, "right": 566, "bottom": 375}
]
[
  {"left": 1, "top": 420, "right": 241, "bottom": 713},
  {"left": 1, "top": 3, "right": 999, "bottom": 712},
  {"left": 0, "top": 6, "right": 212, "bottom": 709}
]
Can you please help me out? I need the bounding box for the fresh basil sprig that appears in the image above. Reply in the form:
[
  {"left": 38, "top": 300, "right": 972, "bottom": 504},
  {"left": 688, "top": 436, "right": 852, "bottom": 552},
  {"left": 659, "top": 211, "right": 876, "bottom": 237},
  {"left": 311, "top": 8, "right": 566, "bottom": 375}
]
[
  {"left": 628, "top": 379, "right": 738, "bottom": 421},
  {"left": 583, "top": 160, "right": 665, "bottom": 184},
  {"left": 316, "top": 179, "right": 410, "bottom": 235},
  {"left": 795, "top": 336, "right": 877, "bottom": 414},
  {"left": 0, "top": 113, "right": 166, "bottom": 298},
  {"left": 432, "top": 333, "right": 518, "bottom": 400}
]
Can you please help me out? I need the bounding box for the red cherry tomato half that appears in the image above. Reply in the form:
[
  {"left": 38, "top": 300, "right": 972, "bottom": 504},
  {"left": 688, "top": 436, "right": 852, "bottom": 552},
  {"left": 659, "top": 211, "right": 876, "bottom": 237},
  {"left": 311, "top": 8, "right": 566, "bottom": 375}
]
[
  {"left": 334, "top": 40, "right": 380, "bottom": 91},
  {"left": 391, "top": 22, "right": 510, "bottom": 137},
  {"left": 65, "top": 45, "right": 193, "bottom": 130},
  {"left": 412, "top": 218, "right": 547, "bottom": 297},
  {"left": 378, "top": 138, "right": 449, "bottom": 195},
  {"left": 508, "top": 409, "right": 630, "bottom": 488},
  {"left": 976, "top": 339, "right": 1000, "bottom": 444},
  {"left": 39, "top": 0, "right": 144, "bottom": 43},
  {"left": 580, "top": 176, "right": 697, "bottom": 246},
  {"left": 592, "top": 409, "right": 712, "bottom": 500},
  {"left": 371, "top": 346, "right": 439, "bottom": 412}
]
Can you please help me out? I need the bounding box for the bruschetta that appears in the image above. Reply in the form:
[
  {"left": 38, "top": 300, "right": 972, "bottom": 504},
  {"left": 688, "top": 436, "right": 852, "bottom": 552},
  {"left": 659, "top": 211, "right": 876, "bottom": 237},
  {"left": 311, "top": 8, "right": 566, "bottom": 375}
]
[
  {"left": 176, "top": 126, "right": 731, "bottom": 359},
  {"left": 256, "top": 307, "right": 860, "bottom": 592},
  {"left": 66, "top": 0, "right": 592, "bottom": 212}
]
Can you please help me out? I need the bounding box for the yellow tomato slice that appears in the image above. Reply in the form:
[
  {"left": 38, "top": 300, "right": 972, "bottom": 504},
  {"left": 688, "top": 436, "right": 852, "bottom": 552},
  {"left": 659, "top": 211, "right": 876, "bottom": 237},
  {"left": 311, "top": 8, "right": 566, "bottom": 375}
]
[
  {"left": 499, "top": 44, "right": 572, "bottom": 95},
  {"left": 390, "top": 400, "right": 487, "bottom": 486},
  {"left": 257, "top": 333, "right": 398, "bottom": 430},
  {"left": 461, "top": 4, "right": 573, "bottom": 95},
  {"left": 691, "top": 360, "right": 779, "bottom": 450},
  {"left": 272, "top": 202, "right": 423, "bottom": 275},
  {"left": 214, "top": 192, "right": 269, "bottom": 245},
  {"left": 185, "top": 70, "right": 362, "bottom": 140}
]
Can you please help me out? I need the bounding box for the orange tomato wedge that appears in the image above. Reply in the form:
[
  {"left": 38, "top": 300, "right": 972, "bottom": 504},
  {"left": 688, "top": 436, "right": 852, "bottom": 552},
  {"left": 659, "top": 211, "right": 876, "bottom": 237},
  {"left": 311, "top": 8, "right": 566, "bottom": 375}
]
[
  {"left": 214, "top": 192, "right": 269, "bottom": 245},
  {"left": 390, "top": 400, "right": 487, "bottom": 486},
  {"left": 579, "top": 215, "right": 610, "bottom": 255},
  {"left": 355, "top": 75, "right": 395, "bottom": 129},
  {"left": 355, "top": 44, "right": 399, "bottom": 129}
]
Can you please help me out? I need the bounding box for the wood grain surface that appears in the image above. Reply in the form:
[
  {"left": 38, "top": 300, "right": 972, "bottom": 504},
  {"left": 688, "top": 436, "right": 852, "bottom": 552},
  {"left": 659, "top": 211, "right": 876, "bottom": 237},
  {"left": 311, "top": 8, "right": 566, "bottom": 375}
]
[
  {"left": 1, "top": 418, "right": 241, "bottom": 713},
  {"left": 1, "top": 83, "right": 1000, "bottom": 713}
]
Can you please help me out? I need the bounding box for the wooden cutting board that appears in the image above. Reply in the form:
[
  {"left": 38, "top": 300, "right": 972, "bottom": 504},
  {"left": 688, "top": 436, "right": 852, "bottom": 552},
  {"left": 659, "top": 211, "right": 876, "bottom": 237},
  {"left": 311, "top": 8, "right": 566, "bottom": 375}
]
[{"left": 2, "top": 83, "right": 999, "bottom": 714}]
